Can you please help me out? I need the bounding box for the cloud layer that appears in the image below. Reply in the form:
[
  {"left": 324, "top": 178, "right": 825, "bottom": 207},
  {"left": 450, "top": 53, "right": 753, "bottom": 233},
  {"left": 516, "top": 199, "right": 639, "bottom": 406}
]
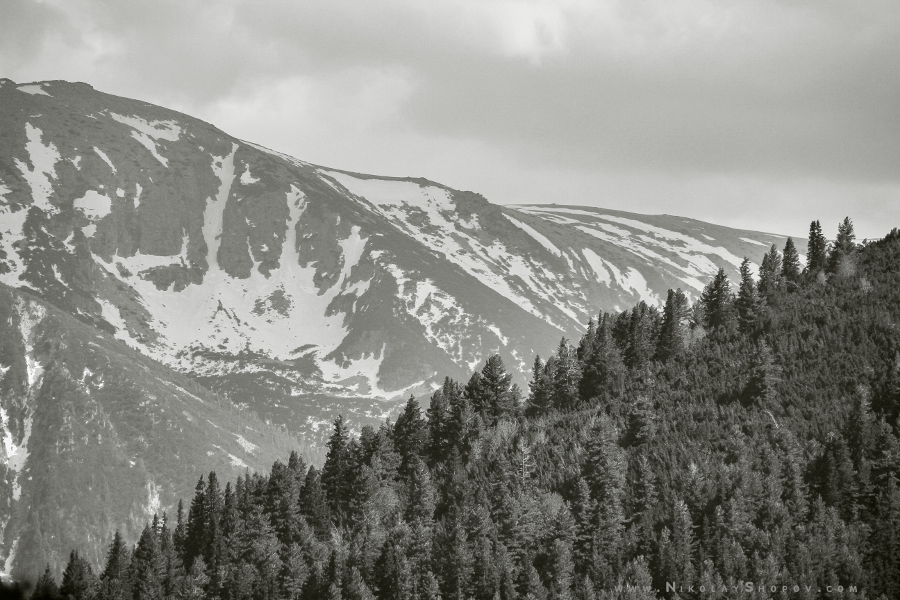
[{"left": 4, "top": 0, "right": 899, "bottom": 238}]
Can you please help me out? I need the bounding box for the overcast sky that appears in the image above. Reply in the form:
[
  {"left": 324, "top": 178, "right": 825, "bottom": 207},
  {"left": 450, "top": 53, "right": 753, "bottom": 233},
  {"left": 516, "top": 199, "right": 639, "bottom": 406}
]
[{"left": 4, "top": 0, "right": 899, "bottom": 239}]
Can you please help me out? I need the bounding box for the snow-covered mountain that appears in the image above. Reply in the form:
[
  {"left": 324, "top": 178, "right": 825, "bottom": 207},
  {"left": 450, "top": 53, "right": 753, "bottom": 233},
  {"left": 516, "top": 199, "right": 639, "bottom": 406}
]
[
  {"left": 0, "top": 78, "right": 799, "bottom": 575},
  {"left": 0, "top": 79, "right": 794, "bottom": 441}
]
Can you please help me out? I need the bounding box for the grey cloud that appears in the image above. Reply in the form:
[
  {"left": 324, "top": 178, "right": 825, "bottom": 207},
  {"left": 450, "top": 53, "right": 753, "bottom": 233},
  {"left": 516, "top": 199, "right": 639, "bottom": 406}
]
[{"left": 3, "top": 0, "right": 898, "bottom": 239}]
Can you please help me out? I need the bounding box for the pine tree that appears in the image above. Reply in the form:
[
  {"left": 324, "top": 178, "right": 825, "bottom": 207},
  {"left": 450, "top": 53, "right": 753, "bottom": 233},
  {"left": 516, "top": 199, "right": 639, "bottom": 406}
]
[
  {"left": 806, "top": 220, "right": 828, "bottom": 276},
  {"left": 583, "top": 416, "right": 625, "bottom": 586},
  {"left": 699, "top": 268, "right": 734, "bottom": 330},
  {"left": 572, "top": 478, "right": 594, "bottom": 576},
  {"left": 551, "top": 338, "right": 581, "bottom": 410},
  {"left": 758, "top": 244, "right": 782, "bottom": 298},
  {"left": 59, "top": 550, "right": 96, "bottom": 600},
  {"left": 266, "top": 459, "right": 302, "bottom": 546},
  {"left": 184, "top": 476, "right": 206, "bottom": 570},
  {"left": 735, "top": 257, "right": 762, "bottom": 333},
  {"left": 426, "top": 384, "right": 450, "bottom": 467},
  {"left": 299, "top": 466, "right": 331, "bottom": 538},
  {"left": 477, "top": 354, "right": 521, "bottom": 421},
  {"left": 526, "top": 355, "right": 553, "bottom": 417},
  {"left": 98, "top": 531, "right": 131, "bottom": 600},
  {"left": 624, "top": 302, "right": 657, "bottom": 370},
  {"left": 403, "top": 456, "right": 436, "bottom": 523},
  {"left": 132, "top": 525, "right": 165, "bottom": 600},
  {"left": 578, "top": 316, "right": 625, "bottom": 405},
  {"left": 781, "top": 237, "right": 801, "bottom": 283},
  {"left": 827, "top": 216, "right": 857, "bottom": 275},
  {"left": 656, "top": 289, "right": 689, "bottom": 362},
  {"left": 395, "top": 395, "right": 428, "bottom": 476},
  {"left": 32, "top": 565, "right": 60, "bottom": 600},
  {"left": 322, "top": 415, "right": 352, "bottom": 525}
]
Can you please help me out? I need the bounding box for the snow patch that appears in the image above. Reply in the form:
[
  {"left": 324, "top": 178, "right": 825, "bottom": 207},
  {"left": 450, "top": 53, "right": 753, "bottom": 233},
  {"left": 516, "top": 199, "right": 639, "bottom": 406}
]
[
  {"left": 17, "top": 84, "right": 50, "bottom": 96},
  {"left": 239, "top": 164, "right": 259, "bottom": 185},
  {"left": 15, "top": 123, "right": 59, "bottom": 211},
  {"left": 73, "top": 190, "right": 112, "bottom": 220},
  {"left": 93, "top": 147, "right": 116, "bottom": 173},
  {"left": 580, "top": 248, "right": 611, "bottom": 285},
  {"left": 740, "top": 237, "right": 767, "bottom": 246},
  {"left": 204, "top": 145, "right": 238, "bottom": 271},
  {"left": 503, "top": 213, "right": 561, "bottom": 256}
]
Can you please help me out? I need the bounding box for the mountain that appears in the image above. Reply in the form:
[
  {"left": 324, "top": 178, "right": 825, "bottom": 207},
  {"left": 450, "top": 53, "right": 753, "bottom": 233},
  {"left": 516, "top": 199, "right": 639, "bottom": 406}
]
[
  {"left": 0, "top": 78, "right": 798, "bottom": 576},
  {"left": 0, "top": 78, "right": 795, "bottom": 441}
]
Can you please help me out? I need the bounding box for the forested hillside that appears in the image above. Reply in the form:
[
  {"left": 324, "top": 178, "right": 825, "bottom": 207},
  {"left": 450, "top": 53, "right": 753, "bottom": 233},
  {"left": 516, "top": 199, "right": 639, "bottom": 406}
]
[{"left": 25, "top": 218, "right": 900, "bottom": 599}]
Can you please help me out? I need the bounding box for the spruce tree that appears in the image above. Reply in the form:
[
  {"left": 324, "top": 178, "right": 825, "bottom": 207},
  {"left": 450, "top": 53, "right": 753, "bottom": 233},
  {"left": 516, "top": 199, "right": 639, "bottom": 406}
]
[
  {"left": 32, "top": 565, "right": 60, "bottom": 600},
  {"left": 624, "top": 302, "right": 656, "bottom": 370},
  {"left": 781, "top": 237, "right": 801, "bottom": 283},
  {"left": 735, "top": 257, "right": 762, "bottom": 333},
  {"left": 299, "top": 466, "right": 331, "bottom": 538},
  {"left": 551, "top": 338, "right": 581, "bottom": 410},
  {"left": 827, "top": 216, "right": 857, "bottom": 275},
  {"left": 477, "top": 354, "right": 520, "bottom": 421},
  {"left": 132, "top": 525, "right": 165, "bottom": 600},
  {"left": 806, "top": 220, "right": 828, "bottom": 276},
  {"left": 699, "top": 268, "right": 734, "bottom": 330},
  {"left": 578, "top": 315, "right": 626, "bottom": 404},
  {"left": 322, "top": 415, "right": 352, "bottom": 524},
  {"left": 656, "top": 289, "right": 689, "bottom": 362},
  {"left": 59, "top": 550, "right": 96, "bottom": 600},
  {"left": 394, "top": 395, "right": 428, "bottom": 476},
  {"left": 526, "top": 355, "right": 553, "bottom": 417},
  {"left": 98, "top": 531, "right": 131, "bottom": 600},
  {"left": 758, "top": 244, "right": 782, "bottom": 298},
  {"left": 583, "top": 416, "right": 625, "bottom": 586}
]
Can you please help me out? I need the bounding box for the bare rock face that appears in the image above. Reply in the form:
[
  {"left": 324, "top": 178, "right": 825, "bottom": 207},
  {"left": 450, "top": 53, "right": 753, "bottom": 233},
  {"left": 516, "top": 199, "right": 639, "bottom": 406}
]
[{"left": 0, "top": 79, "right": 791, "bottom": 577}]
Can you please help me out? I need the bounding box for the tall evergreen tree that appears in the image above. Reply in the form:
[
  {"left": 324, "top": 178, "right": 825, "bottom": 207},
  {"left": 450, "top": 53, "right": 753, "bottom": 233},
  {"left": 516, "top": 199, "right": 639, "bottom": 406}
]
[
  {"left": 395, "top": 395, "right": 428, "bottom": 476},
  {"left": 624, "top": 302, "right": 657, "bottom": 370},
  {"left": 476, "top": 354, "right": 520, "bottom": 421},
  {"left": 758, "top": 244, "right": 782, "bottom": 298},
  {"left": 551, "top": 338, "right": 581, "bottom": 410},
  {"left": 828, "top": 216, "right": 857, "bottom": 275},
  {"left": 299, "top": 466, "right": 331, "bottom": 538},
  {"left": 699, "top": 268, "right": 734, "bottom": 330},
  {"left": 33, "top": 565, "right": 60, "bottom": 600},
  {"left": 59, "top": 550, "right": 96, "bottom": 600},
  {"left": 656, "top": 289, "right": 689, "bottom": 362},
  {"left": 735, "top": 257, "right": 762, "bottom": 333},
  {"left": 132, "top": 524, "right": 165, "bottom": 600},
  {"left": 322, "top": 415, "right": 352, "bottom": 524},
  {"left": 98, "top": 531, "right": 131, "bottom": 600},
  {"left": 806, "top": 219, "right": 828, "bottom": 276},
  {"left": 578, "top": 315, "right": 626, "bottom": 404},
  {"left": 526, "top": 355, "right": 554, "bottom": 417},
  {"left": 781, "top": 237, "right": 801, "bottom": 283}
]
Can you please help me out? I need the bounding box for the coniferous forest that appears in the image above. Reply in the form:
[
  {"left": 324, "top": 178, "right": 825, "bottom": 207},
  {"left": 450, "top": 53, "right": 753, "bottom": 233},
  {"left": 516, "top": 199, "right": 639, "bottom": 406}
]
[{"left": 19, "top": 219, "right": 900, "bottom": 599}]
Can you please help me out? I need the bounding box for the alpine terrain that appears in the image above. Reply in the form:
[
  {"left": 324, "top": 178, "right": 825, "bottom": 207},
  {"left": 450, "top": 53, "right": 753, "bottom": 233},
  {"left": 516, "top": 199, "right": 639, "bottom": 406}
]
[{"left": 0, "top": 79, "right": 796, "bottom": 579}]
